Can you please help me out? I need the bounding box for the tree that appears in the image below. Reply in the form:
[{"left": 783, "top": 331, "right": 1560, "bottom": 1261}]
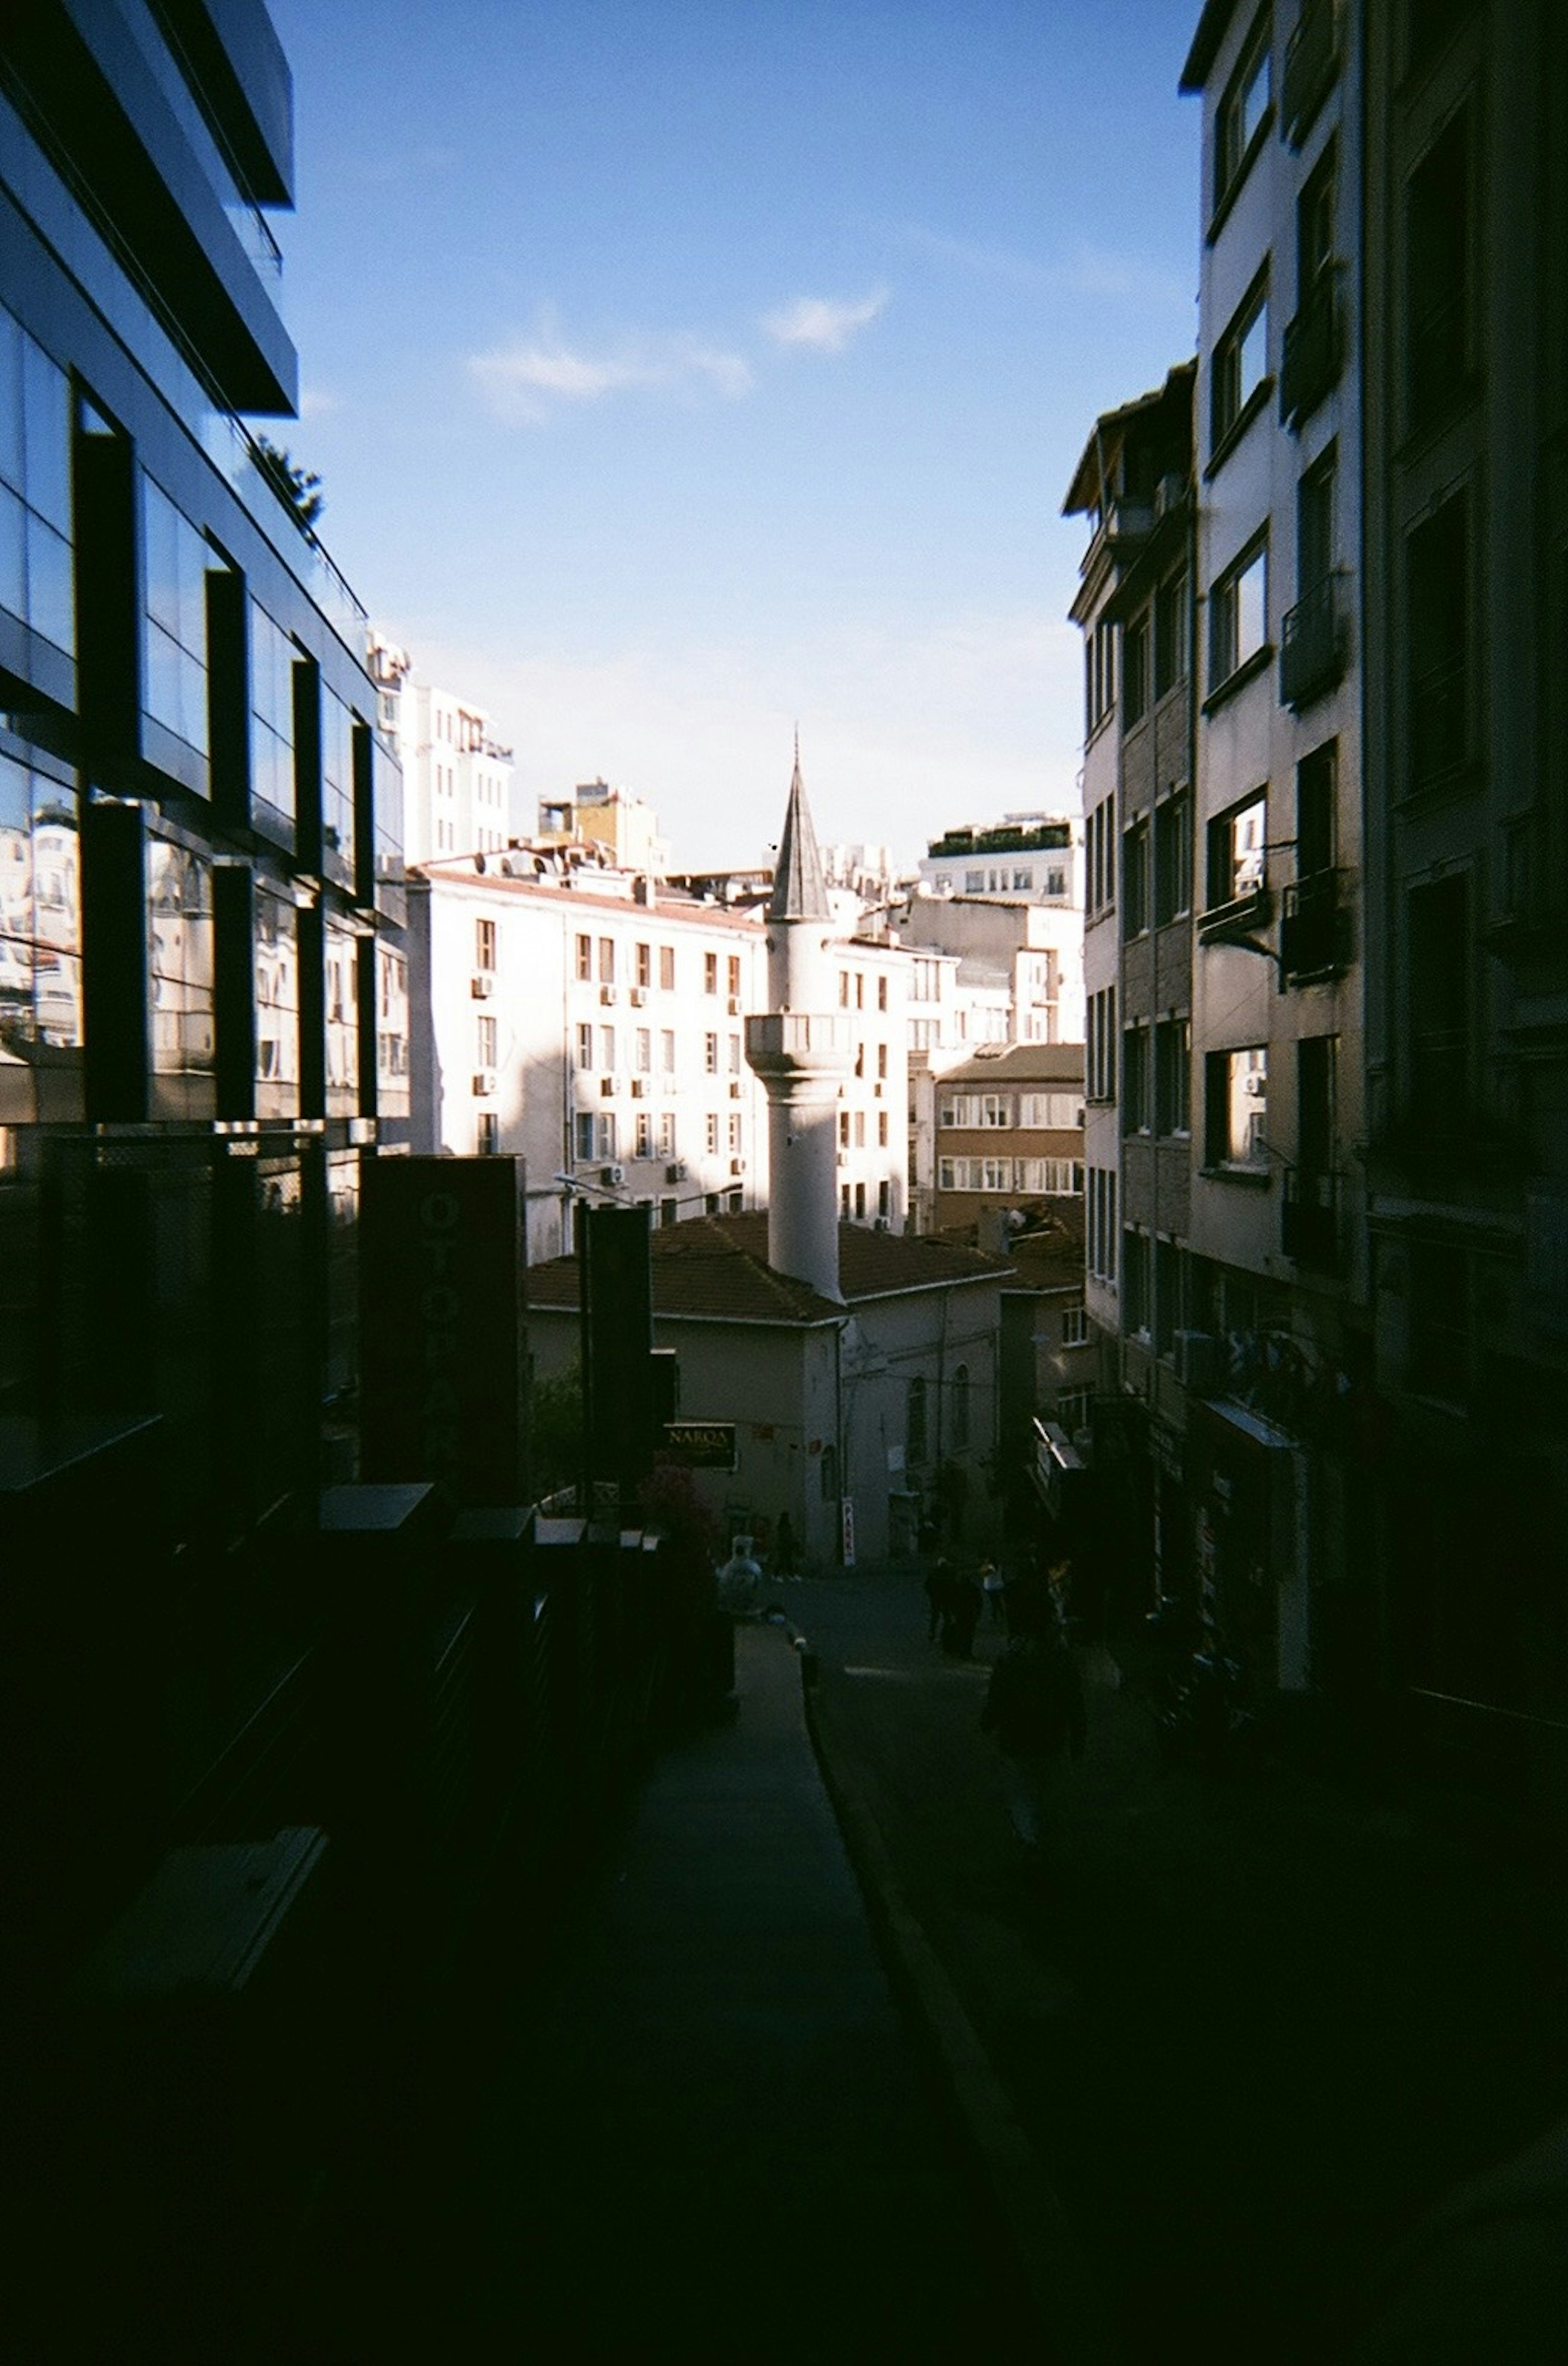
[{"left": 252, "top": 437, "right": 324, "bottom": 538}]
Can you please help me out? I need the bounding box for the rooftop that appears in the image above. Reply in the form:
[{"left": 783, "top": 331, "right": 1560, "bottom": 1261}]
[
  {"left": 939, "top": 1041, "right": 1085, "bottom": 1088},
  {"left": 526, "top": 1214, "right": 1011, "bottom": 1328}
]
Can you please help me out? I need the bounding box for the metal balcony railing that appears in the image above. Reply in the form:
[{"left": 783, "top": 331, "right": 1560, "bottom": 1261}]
[
  {"left": 1281, "top": 273, "right": 1342, "bottom": 429},
  {"left": 1280, "top": 867, "right": 1348, "bottom": 982},
  {"left": 1283, "top": 0, "right": 1338, "bottom": 145},
  {"left": 1282, "top": 1167, "right": 1340, "bottom": 1268},
  {"left": 1280, "top": 573, "right": 1348, "bottom": 711}
]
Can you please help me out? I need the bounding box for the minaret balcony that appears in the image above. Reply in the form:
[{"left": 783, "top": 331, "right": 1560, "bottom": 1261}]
[{"left": 745, "top": 1011, "right": 855, "bottom": 1084}]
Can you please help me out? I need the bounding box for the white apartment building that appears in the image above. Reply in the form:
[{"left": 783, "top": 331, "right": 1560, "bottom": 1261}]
[
  {"left": 368, "top": 634, "right": 514, "bottom": 863},
  {"left": 408, "top": 854, "right": 909, "bottom": 1264},
  {"left": 916, "top": 813, "right": 1082, "bottom": 909}
]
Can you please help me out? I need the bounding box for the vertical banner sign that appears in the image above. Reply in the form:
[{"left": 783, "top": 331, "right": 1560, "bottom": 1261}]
[
  {"left": 359, "top": 1156, "right": 526, "bottom": 1505},
  {"left": 840, "top": 1496, "right": 856, "bottom": 1570}
]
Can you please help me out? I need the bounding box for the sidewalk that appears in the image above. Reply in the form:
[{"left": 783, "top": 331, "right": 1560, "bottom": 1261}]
[
  {"left": 312, "top": 1617, "right": 1052, "bottom": 2360},
  {"left": 791, "top": 1567, "right": 1568, "bottom": 2364}
]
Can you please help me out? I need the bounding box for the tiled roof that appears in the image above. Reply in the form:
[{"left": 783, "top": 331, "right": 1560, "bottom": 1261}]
[
  {"left": 941, "top": 1041, "right": 1085, "bottom": 1087},
  {"left": 526, "top": 1214, "right": 1010, "bottom": 1328},
  {"left": 411, "top": 864, "right": 766, "bottom": 935},
  {"left": 1002, "top": 1209, "right": 1087, "bottom": 1293}
]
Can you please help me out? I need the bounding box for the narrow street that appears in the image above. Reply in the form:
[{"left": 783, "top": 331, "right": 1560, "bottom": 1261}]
[{"left": 794, "top": 1569, "right": 1568, "bottom": 2363}]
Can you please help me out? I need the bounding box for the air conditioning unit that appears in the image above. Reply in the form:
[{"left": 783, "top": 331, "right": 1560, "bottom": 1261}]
[
  {"left": 601, "top": 1164, "right": 625, "bottom": 1187},
  {"left": 1173, "top": 1330, "right": 1218, "bottom": 1395},
  {"left": 628, "top": 985, "right": 648, "bottom": 1006},
  {"left": 727, "top": 995, "right": 742, "bottom": 1015},
  {"left": 599, "top": 1074, "right": 620, "bottom": 1096},
  {"left": 599, "top": 985, "right": 618, "bottom": 1005},
  {"left": 730, "top": 1157, "right": 747, "bottom": 1176},
  {"left": 630, "top": 1078, "right": 647, "bottom": 1097},
  {"left": 666, "top": 1161, "right": 688, "bottom": 1184},
  {"left": 1243, "top": 1072, "right": 1267, "bottom": 1096},
  {"left": 837, "top": 1149, "right": 851, "bottom": 1168},
  {"left": 471, "top": 1070, "right": 495, "bottom": 1097},
  {"left": 728, "top": 1081, "right": 742, "bottom": 1098},
  {"left": 471, "top": 972, "right": 494, "bottom": 998}
]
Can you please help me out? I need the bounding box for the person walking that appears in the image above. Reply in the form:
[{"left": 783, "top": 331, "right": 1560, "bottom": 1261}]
[
  {"left": 980, "top": 1561, "right": 1007, "bottom": 1628},
  {"left": 980, "top": 1607, "right": 1087, "bottom": 1858},
  {"left": 924, "top": 1557, "right": 952, "bottom": 1644},
  {"left": 944, "top": 1565, "right": 982, "bottom": 1660}
]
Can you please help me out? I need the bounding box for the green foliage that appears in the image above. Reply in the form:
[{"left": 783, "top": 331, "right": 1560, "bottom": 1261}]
[
  {"left": 253, "top": 437, "right": 324, "bottom": 537},
  {"left": 529, "top": 1363, "right": 583, "bottom": 1502}
]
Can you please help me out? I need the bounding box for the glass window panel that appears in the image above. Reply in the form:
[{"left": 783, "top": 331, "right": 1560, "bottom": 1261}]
[
  {"left": 1236, "top": 549, "right": 1267, "bottom": 664},
  {"left": 0, "top": 482, "right": 27, "bottom": 619},
  {"left": 21, "top": 335, "right": 71, "bottom": 534},
  {"left": 0, "top": 309, "right": 22, "bottom": 493},
  {"left": 26, "top": 515, "right": 74, "bottom": 656}
]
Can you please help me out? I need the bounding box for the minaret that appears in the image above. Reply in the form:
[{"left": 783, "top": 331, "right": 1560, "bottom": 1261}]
[{"left": 744, "top": 741, "right": 851, "bottom": 1302}]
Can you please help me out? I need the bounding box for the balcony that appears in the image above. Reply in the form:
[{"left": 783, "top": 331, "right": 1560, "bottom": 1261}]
[
  {"left": 1280, "top": 573, "right": 1348, "bottom": 711},
  {"left": 1198, "top": 883, "right": 1272, "bottom": 947},
  {"left": 1283, "top": 0, "right": 1338, "bottom": 145},
  {"left": 1282, "top": 1168, "right": 1341, "bottom": 1269},
  {"left": 1408, "top": 655, "right": 1468, "bottom": 790},
  {"left": 1407, "top": 292, "right": 1472, "bottom": 432},
  {"left": 1280, "top": 274, "right": 1341, "bottom": 429},
  {"left": 1280, "top": 868, "right": 1350, "bottom": 983}
]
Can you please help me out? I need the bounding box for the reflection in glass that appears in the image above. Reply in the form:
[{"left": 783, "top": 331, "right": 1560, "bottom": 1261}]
[
  {"left": 254, "top": 888, "right": 299, "bottom": 1120},
  {"left": 147, "top": 836, "right": 215, "bottom": 1118},
  {"left": 0, "top": 753, "right": 82, "bottom": 1116}
]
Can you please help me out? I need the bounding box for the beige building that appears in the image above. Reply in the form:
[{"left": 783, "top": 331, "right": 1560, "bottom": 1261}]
[
  {"left": 924, "top": 1041, "right": 1084, "bottom": 1239},
  {"left": 368, "top": 636, "right": 513, "bottom": 864}
]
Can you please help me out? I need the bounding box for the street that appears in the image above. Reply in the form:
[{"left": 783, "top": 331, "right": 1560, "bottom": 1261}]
[{"left": 793, "top": 1568, "right": 1568, "bottom": 2362}]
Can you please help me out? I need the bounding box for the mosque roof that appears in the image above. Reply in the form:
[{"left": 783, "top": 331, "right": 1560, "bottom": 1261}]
[{"left": 766, "top": 742, "right": 830, "bottom": 923}]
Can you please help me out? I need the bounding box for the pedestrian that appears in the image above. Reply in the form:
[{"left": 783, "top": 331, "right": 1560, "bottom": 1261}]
[
  {"left": 943, "top": 1564, "right": 981, "bottom": 1659},
  {"left": 980, "top": 1606, "right": 1087, "bottom": 1858},
  {"left": 774, "top": 1510, "right": 799, "bottom": 1580},
  {"left": 924, "top": 1557, "right": 952, "bottom": 1643},
  {"left": 980, "top": 1561, "right": 1007, "bottom": 1628}
]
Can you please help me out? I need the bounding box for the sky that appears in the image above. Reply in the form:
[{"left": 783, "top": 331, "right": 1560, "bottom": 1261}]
[{"left": 260, "top": 0, "right": 1201, "bottom": 869}]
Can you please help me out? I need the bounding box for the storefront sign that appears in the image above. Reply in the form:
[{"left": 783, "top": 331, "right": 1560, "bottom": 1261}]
[{"left": 662, "top": 1421, "right": 737, "bottom": 1470}]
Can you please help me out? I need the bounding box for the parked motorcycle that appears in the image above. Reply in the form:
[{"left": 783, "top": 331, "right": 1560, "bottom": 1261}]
[{"left": 1152, "top": 1630, "right": 1258, "bottom": 1769}]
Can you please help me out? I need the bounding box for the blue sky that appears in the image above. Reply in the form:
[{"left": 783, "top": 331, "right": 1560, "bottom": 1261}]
[{"left": 262, "top": 0, "right": 1200, "bottom": 866}]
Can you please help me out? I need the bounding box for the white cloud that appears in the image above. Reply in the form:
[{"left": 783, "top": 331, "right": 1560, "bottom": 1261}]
[
  {"left": 298, "top": 385, "right": 341, "bottom": 420},
  {"left": 761, "top": 288, "right": 889, "bottom": 354},
  {"left": 469, "top": 314, "right": 752, "bottom": 421}
]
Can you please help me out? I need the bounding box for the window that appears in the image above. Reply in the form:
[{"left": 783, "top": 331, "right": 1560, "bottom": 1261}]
[
  {"left": 1205, "top": 1047, "right": 1269, "bottom": 1166},
  {"left": 878, "top": 1178, "right": 891, "bottom": 1219},
  {"left": 575, "top": 1112, "right": 595, "bottom": 1161},
  {"left": 1063, "top": 1304, "right": 1089, "bottom": 1348},
  {"left": 877, "top": 1043, "right": 888, "bottom": 1080},
  {"left": 1407, "top": 490, "right": 1470, "bottom": 786},
  {"left": 704, "top": 951, "right": 718, "bottom": 994},
  {"left": 598, "top": 937, "right": 615, "bottom": 984},
  {"left": 1017, "top": 1157, "right": 1079, "bottom": 1194},
  {"left": 0, "top": 311, "right": 74, "bottom": 658},
  {"left": 1088, "top": 985, "right": 1118, "bottom": 1102},
  {"left": 1298, "top": 138, "right": 1336, "bottom": 303},
  {"left": 1085, "top": 617, "right": 1117, "bottom": 737},
  {"left": 1019, "top": 1092, "right": 1081, "bottom": 1130},
  {"left": 1296, "top": 740, "right": 1336, "bottom": 876},
  {"left": 878, "top": 1112, "right": 888, "bottom": 1147},
  {"left": 727, "top": 954, "right": 741, "bottom": 998},
  {"left": 877, "top": 976, "right": 888, "bottom": 1011},
  {"left": 1408, "top": 873, "right": 1470, "bottom": 1128},
  {"left": 253, "top": 887, "right": 297, "bottom": 1116},
  {"left": 476, "top": 917, "right": 497, "bottom": 973},
  {"left": 965, "top": 870, "right": 985, "bottom": 893},
  {"left": 1207, "top": 790, "right": 1267, "bottom": 909},
  {"left": 1154, "top": 790, "right": 1193, "bottom": 923},
  {"left": 729, "top": 1113, "right": 743, "bottom": 1154},
  {"left": 248, "top": 601, "right": 296, "bottom": 833},
  {"left": 1154, "top": 569, "right": 1189, "bottom": 697},
  {"left": 634, "top": 1110, "right": 652, "bottom": 1158},
  {"left": 1298, "top": 1033, "right": 1336, "bottom": 1174},
  {"left": 1124, "top": 1229, "right": 1152, "bottom": 1335},
  {"left": 1154, "top": 1238, "right": 1182, "bottom": 1356},
  {"left": 658, "top": 1112, "right": 676, "bottom": 1158},
  {"left": 1406, "top": 104, "right": 1472, "bottom": 430},
  {"left": 1297, "top": 447, "right": 1335, "bottom": 599},
  {"left": 906, "top": 1377, "right": 929, "bottom": 1467},
  {"left": 598, "top": 1025, "right": 615, "bottom": 1071},
  {"left": 854, "top": 1181, "right": 866, "bottom": 1218},
  {"left": 1087, "top": 795, "right": 1116, "bottom": 916},
  {"left": 322, "top": 920, "right": 358, "bottom": 1118},
  {"left": 659, "top": 944, "right": 675, "bottom": 990},
  {"left": 1408, "top": 1239, "right": 1470, "bottom": 1401},
  {"left": 853, "top": 1110, "right": 866, "bottom": 1148},
  {"left": 704, "top": 1032, "right": 719, "bottom": 1073},
  {"left": 320, "top": 684, "right": 356, "bottom": 887},
  {"left": 705, "top": 1112, "right": 720, "bottom": 1154},
  {"left": 574, "top": 932, "right": 591, "bottom": 981},
  {"left": 661, "top": 1029, "right": 676, "bottom": 1073},
  {"left": 476, "top": 1014, "right": 497, "bottom": 1069},
  {"left": 979, "top": 1094, "right": 1009, "bottom": 1129},
  {"left": 1123, "top": 611, "right": 1150, "bottom": 727},
  {"left": 376, "top": 943, "right": 408, "bottom": 1118},
  {"left": 635, "top": 1027, "right": 652, "bottom": 1073},
  {"left": 635, "top": 941, "right": 651, "bottom": 988},
  {"left": 477, "top": 1111, "right": 499, "bottom": 1155},
  {"left": 1213, "top": 272, "right": 1270, "bottom": 451},
  {"left": 1123, "top": 1025, "right": 1151, "bottom": 1132},
  {"left": 1088, "top": 1167, "right": 1119, "bottom": 1283},
  {"left": 728, "top": 1033, "right": 741, "bottom": 1072},
  {"left": 1209, "top": 537, "right": 1269, "bottom": 691},
  {"left": 141, "top": 477, "right": 212, "bottom": 760},
  {"left": 1215, "top": 10, "right": 1272, "bottom": 211},
  {"left": 840, "top": 1109, "right": 851, "bottom": 1148},
  {"left": 1123, "top": 819, "right": 1150, "bottom": 937},
  {"left": 576, "top": 1022, "right": 593, "bottom": 1070},
  {"left": 1155, "top": 1018, "right": 1192, "bottom": 1135}
]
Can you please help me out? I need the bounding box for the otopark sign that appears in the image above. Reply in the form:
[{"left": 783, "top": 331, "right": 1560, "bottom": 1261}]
[{"left": 662, "top": 1421, "right": 738, "bottom": 1471}]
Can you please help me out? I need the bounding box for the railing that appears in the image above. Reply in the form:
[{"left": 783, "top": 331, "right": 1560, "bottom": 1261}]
[
  {"left": 1280, "top": 273, "right": 1341, "bottom": 428},
  {"left": 1282, "top": 1167, "right": 1340, "bottom": 1268},
  {"left": 1281, "top": 867, "right": 1348, "bottom": 982},
  {"left": 1408, "top": 654, "right": 1468, "bottom": 787},
  {"left": 1283, "top": 0, "right": 1338, "bottom": 144},
  {"left": 1280, "top": 573, "right": 1348, "bottom": 710}
]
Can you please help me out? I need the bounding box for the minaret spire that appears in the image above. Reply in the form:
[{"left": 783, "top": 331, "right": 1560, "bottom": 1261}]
[{"left": 744, "top": 740, "right": 851, "bottom": 1302}]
